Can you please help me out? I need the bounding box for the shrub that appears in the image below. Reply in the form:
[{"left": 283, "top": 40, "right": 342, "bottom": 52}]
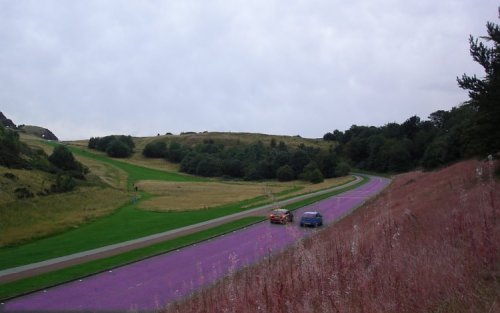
[
  {"left": 14, "top": 187, "right": 34, "bottom": 199},
  {"left": 195, "top": 157, "right": 222, "bottom": 177},
  {"left": 335, "top": 162, "right": 350, "bottom": 177},
  {"left": 299, "top": 162, "right": 324, "bottom": 183},
  {"left": 143, "top": 141, "right": 167, "bottom": 158},
  {"left": 48, "top": 145, "right": 88, "bottom": 177},
  {"left": 51, "top": 174, "right": 76, "bottom": 193},
  {"left": 88, "top": 135, "right": 135, "bottom": 158},
  {"left": 276, "top": 165, "right": 295, "bottom": 181},
  {"left": 3, "top": 172, "right": 17, "bottom": 180},
  {"left": 105, "top": 139, "right": 132, "bottom": 158}
]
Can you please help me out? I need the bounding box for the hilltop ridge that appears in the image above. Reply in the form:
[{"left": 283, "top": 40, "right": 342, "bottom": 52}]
[{"left": 0, "top": 111, "right": 58, "bottom": 141}]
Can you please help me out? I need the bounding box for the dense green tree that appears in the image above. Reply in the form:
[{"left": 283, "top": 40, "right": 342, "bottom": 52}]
[
  {"left": 143, "top": 141, "right": 167, "bottom": 158},
  {"left": 167, "top": 142, "right": 189, "bottom": 163},
  {"left": 421, "top": 137, "right": 449, "bottom": 169},
  {"left": 222, "top": 158, "right": 245, "bottom": 178},
  {"left": 401, "top": 116, "right": 421, "bottom": 140},
  {"left": 457, "top": 10, "right": 500, "bottom": 155},
  {"left": 377, "top": 139, "right": 412, "bottom": 172},
  {"left": 180, "top": 152, "right": 201, "bottom": 174},
  {"left": 276, "top": 165, "right": 295, "bottom": 181},
  {"left": 88, "top": 135, "right": 134, "bottom": 157},
  {"left": 51, "top": 173, "right": 76, "bottom": 193},
  {"left": 0, "top": 125, "right": 24, "bottom": 168},
  {"left": 334, "top": 162, "right": 351, "bottom": 177},
  {"left": 290, "top": 150, "right": 310, "bottom": 174},
  {"left": 48, "top": 145, "right": 77, "bottom": 171},
  {"left": 299, "top": 162, "right": 324, "bottom": 183},
  {"left": 106, "top": 139, "right": 132, "bottom": 158},
  {"left": 196, "top": 156, "right": 222, "bottom": 177}
]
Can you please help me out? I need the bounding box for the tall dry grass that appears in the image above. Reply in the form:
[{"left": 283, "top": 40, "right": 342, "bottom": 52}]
[{"left": 162, "top": 159, "right": 499, "bottom": 313}]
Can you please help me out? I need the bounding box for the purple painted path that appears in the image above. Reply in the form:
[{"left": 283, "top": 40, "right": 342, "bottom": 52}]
[{"left": 3, "top": 177, "right": 390, "bottom": 312}]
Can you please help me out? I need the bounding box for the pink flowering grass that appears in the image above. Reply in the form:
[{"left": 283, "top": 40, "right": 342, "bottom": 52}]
[{"left": 163, "top": 159, "right": 499, "bottom": 313}]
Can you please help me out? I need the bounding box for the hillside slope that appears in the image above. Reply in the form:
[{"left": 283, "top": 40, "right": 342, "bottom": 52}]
[{"left": 163, "top": 159, "right": 499, "bottom": 313}]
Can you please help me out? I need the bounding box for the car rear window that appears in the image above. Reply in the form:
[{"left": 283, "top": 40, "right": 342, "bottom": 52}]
[{"left": 303, "top": 213, "right": 317, "bottom": 218}]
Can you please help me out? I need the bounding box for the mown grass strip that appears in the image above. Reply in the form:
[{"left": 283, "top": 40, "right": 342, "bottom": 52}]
[
  {"left": 283, "top": 175, "right": 368, "bottom": 212},
  {"left": 0, "top": 217, "right": 264, "bottom": 301}
]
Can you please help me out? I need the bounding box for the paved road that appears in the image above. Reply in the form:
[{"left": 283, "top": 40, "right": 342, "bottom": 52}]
[{"left": 2, "top": 176, "right": 390, "bottom": 312}]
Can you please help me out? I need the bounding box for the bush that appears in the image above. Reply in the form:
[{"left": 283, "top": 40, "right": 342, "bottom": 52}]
[
  {"left": 14, "top": 187, "right": 34, "bottom": 199},
  {"left": 143, "top": 141, "right": 167, "bottom": 158},
  {"left": 4, "top": 172, "right": 17, "bottom": 180},
  {"left": 48, "top": 145, "right": 88, "bottom": 177},
  {"left": 167, "top": 142, "right": 189, "bottom": 163},
  {"left": 421, "top": 137, "right": 448, "bottom": 170},
  {"left": 308, "top": 168, "right": 324, "bottom": 183},
  {"left": 195, "top": 157, "right": 222, "bottom": 177},
  {"left": 222, "top": 159, "right": 245, "bottom": 178},
  {"left": 335, "top": 162, "right": 351, "bottom": 177},
  {"left": 106, "top": 139, "right": 132, "bottom": 158},
  {"left": 88, "top": 135, "right": 135, "bottom": 158},
  {"left": 51, "top": 174, "right": 76, "bottom": 193},
  {"left": 48, "top": 146, "right": 76, "bottom": 171},
  {"left": 276, "top": 165, "right": 295, "bottom": 181},
  {"left": 299, "top": 162, "right": 324, "bottom": 183},
  {"left": 0, "top": 125, "right": 25, "bottom": 168}
]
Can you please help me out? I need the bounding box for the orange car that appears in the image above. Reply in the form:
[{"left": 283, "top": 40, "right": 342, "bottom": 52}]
[{"left": 269, "top": 209, "right": 294, "bottom": 224}]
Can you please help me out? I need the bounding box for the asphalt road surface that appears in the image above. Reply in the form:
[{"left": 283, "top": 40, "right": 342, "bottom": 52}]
[{"left": 3, "top": 176, "right": 390, "bottom": 312}]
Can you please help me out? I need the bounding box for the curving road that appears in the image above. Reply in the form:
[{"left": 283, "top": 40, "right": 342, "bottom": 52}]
[{"left": 3, "top": 176, "right": 390, "bottom": 312}]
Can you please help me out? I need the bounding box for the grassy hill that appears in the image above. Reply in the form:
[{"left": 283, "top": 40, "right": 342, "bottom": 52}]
[{"left": 0, "top": 132, "right": 345, "bottom": 249}]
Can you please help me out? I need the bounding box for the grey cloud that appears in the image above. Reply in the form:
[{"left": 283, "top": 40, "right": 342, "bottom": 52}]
[{"left": 0, "top": 0, "right": 497, "bottom": 139}]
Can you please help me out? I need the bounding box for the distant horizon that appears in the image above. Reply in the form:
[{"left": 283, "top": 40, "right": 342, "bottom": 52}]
[{"left": 3, "top": 108, "right": 454, "bottom": 142}]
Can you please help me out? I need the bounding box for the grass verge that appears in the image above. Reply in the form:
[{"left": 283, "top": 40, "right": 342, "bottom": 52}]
[
  {"left": 0, "top": 216, "right": 264, "bottom": 301},
  {"left": 283, "top": 175, "right": 368, "bottom": 212}
]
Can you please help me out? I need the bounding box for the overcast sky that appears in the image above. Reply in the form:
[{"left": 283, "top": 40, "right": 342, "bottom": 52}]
[{"left": 0, "top": 0, "right": 498, "bottom": 140}]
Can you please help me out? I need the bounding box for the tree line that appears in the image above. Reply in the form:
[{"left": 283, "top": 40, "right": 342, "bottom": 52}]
[
  {"left": 323, "top": 106, "right": 476, "bottom": 172},
  {"left": 143, "top": 138, "right": 349, "bottom": 183},
  {"left": 88, "top": 135, "right": 135, "bottom": 158},
  {"left": 324, "top": 11, "right": 499, "bottom": 172}
]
